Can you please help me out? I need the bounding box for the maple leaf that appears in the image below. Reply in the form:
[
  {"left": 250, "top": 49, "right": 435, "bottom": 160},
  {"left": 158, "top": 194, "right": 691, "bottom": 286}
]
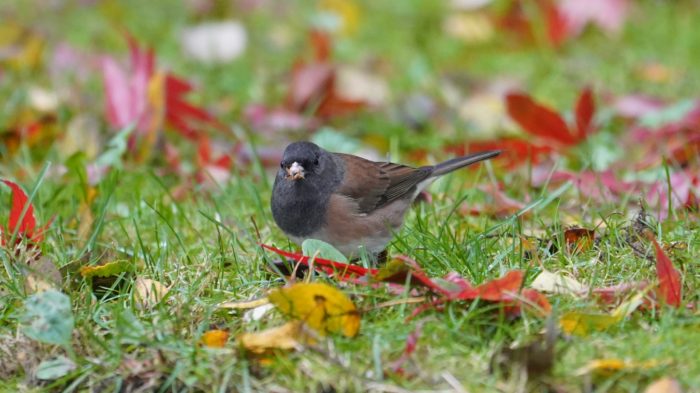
[
  {"left": 1, "top": 179, "right": 50, "bottom": 246},
  {"left": 650, "top": 237, "right": 682, "bottom": 308},
  {"left": 101, "top": 35, "right": 224, "bottom": 153},
  {"left": 506, "top": 87, "right": 596, "bottom": 148}
]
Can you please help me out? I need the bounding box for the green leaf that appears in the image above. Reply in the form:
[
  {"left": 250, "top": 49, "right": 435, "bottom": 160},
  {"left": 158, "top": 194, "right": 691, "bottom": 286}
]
[
  {"left": 35, "top": 355, "right": 76, "bottom": 380},
  {"left": 302, "top": 239, "right": 348, "bottom": 263},
  {"left": 21, "top": 290, "right": 74, "bottom": 347},
  {"left": 79, "top": 260, "right": 133, "bottom": 278}
]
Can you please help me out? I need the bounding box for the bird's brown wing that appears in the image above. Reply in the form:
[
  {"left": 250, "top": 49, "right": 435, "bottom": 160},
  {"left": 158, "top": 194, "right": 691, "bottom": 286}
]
[{"left": 334, "top": 153, "right": 433, "bottom": 214}]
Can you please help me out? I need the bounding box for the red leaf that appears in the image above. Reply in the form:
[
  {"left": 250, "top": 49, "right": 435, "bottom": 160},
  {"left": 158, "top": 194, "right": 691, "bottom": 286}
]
[
  {"left": 449, "top": 138, "right": 554, "bottom": 168},
  {"left": 3, "top": 179, "right": 36, "bottom": 238},
  {"left": 506, "top": 93, "right": 576, "bottom": 146},
  {"left": 260, "top": 244, "right": 375, "bottom": 278},
  {"left": 460, "top": 270, "right": 525, "bottom": 301},
  {"left": 575, "top": 88, "right": 595, "bottom": 139},
  {"left": 165, "top": 75, "right": 225, "bottom": 140},
  {"left": 2, "top": 179, "right": 50, "bottom": 245},
  {"left": 651, "top": 238, "right": 682, "bottom": 308},
  {"left": 544, "top": 1, "right": 568, "bottom": 47}
]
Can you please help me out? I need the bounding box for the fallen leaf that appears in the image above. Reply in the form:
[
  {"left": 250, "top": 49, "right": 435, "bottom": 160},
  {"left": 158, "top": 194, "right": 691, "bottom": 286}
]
[
  {"left": 575, "top": 358, "right": 661, "bottom": 377},
  {"left": 20, "top": 290, "right": 74, "bottom": 347},
  {"left": 79, "top": 260, "right": 134, "bottom": 279},
  {"left": 644, "top": 377, "right": 683, "bottom": 393},
  {"left": 237, "top": 321, "right": 310, "bottom": 354},
  {"left": 559, "top": 312, "right": 621, "bottom": 336},
  {"left": 651, "top": 237, "right": 682, "bottom": 308},
  {"left": 261, "top": 244, "right": 374, "bottom": 279},
  {"left": 133, "top": 278, "right": 169, "bottom": 309},
  {"left": 564, "top": 227, "right": 595, "bottom": 253},
  {"left": 560, "top": 291, "right": 646, "bottom": 336},
  {"left": 531, "top": 270, "right": 587, "bottom": 295},
  {"left": 302, "top": 239, "right": 348, "bottom": 263},
  {"left": 2, "top": 179, "right": 50, "bottom": 245},
  {"left": 268, "top": 282, "right": 360, "bottom": 337},
  {"left": 35, "top": 355, "right": 75, "bottom": 380},
  {"left": 506, "top": 88, "right": 596, "bottom": 148},
  {"left": 219, "top": 297, "right": 270, "bottom": 310},
  {"left": 201, "top": 330, "right": 229, "bottom": 348}
]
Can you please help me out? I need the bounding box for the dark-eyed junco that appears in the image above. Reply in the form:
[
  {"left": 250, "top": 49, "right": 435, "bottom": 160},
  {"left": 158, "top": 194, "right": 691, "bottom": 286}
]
[{"left": 271, "top": 141, "right": 500, "bottom": 262}]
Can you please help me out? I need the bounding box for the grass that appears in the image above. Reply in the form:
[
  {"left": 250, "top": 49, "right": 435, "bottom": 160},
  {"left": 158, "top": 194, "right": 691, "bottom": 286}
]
[{"left": 1, "top": 0, "right": 700, "bottom": 391}]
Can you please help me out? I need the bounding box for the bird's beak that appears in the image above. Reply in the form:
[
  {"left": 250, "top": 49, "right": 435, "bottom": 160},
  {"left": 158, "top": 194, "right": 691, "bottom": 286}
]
[{"left": 285, "top": 162, "right": 305, "bottom": 180}]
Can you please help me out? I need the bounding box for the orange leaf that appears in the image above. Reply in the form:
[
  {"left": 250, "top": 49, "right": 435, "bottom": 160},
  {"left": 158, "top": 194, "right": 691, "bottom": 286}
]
[
  {"left": 564, "top": 227, "right": 595, "bottom": 253},
  {"left": 201, "top": 329, "right": 229, "bottom": 348},
  {"left": 463, "top": 270, "right": 524, "bottom": 301}
]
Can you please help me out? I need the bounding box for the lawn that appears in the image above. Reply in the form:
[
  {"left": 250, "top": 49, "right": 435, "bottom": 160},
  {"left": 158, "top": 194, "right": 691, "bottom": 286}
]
[{"left": 1, "top": 0, "right": 699, "bottom": 392}]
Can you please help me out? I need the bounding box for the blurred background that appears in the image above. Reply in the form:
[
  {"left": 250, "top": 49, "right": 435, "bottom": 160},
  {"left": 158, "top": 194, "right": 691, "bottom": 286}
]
[{"left": 1, "top": 0, "right": 699, "bottom": 196}]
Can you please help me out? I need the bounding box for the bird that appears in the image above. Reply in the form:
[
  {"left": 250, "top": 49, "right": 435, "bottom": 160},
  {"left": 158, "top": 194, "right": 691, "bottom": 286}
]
[{"left": 271, "top": 141, "right": 500, "bottom": 263}]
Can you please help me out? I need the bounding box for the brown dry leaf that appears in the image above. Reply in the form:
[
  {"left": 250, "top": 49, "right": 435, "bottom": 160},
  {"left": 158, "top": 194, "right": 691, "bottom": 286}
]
[
  {"left": 644, "top": 377, "right": 683, "bottom": 393},
  {"left": 201, "top": 329, "right": 229, "bottom": 348},
  {"left": 564, "top": 227, "right": 595, "bottom": 253},
  {"left": 237, "top": 321, "right": 312, "bottom": 354},
  {"left": 133, "top": 278, "right": 169, "bottom": 309},
  {"left": 268, "top": 282, "right": 360, "bottom": 337},
  {"left": 531, "top": 270, "right": 587, "bottom": 296}
]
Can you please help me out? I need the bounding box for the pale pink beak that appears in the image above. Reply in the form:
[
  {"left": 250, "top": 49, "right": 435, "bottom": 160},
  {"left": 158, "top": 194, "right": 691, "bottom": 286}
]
[{"left": 285, "top": 162, "right": 305, "bottom": 180}]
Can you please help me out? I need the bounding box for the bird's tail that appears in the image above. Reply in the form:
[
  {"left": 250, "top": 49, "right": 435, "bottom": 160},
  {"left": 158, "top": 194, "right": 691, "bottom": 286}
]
[{"left": 431, "top": 150, "right": 501, "bottom": 177}]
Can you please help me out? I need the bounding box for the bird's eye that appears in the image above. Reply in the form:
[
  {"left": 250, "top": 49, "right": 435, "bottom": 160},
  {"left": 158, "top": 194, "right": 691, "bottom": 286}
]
[
  {"left": 280, "top": 163, "right": 285, "bottom": 169},
  {"left": 313, "top": 158, "right": 319, "bottom": 166}
]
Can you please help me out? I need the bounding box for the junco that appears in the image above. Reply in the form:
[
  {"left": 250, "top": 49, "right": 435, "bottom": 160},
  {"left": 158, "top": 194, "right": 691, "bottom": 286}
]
[{"left": 271, "top": 141, "right": 500, "bottom": 262}]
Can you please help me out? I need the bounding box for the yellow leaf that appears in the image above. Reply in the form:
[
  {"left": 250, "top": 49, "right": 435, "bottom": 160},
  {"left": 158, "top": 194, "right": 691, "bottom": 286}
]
[
  {"left": 133, "top": 278, "right": 169, "bottom": 309},
  {"left": 559, "top": 312, "right": 622, "bottom": 336},
  {"left": 644, "top": 377, "right": 683, "bottom": 393},
  {"left": 268, "top": 282, "right": 360, "bottom": 337},
  {"left": 237, "top": 321, "right": 311, "bottom": 354},
  {"left": 79, "top": 260, "right": 133, "bottom": 278},
  {"left": 576, "top": 358, "right": 662, "bottom": 377},
  {"left": 218, "top": 297, "right": 270, "bottom": 309},
  {"left": 201, "top": 329, "right": 229, "bottom": 348}
]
